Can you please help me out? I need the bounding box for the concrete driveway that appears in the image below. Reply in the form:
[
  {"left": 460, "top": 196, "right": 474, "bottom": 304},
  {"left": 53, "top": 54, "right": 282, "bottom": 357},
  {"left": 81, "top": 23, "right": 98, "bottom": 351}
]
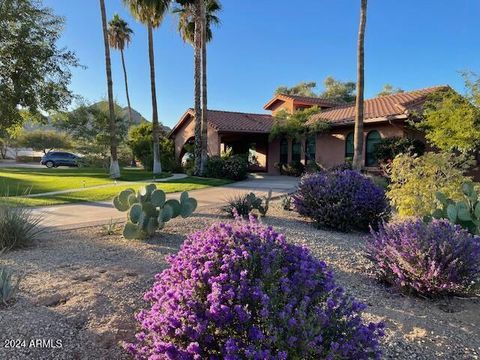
[{"left": 33, "top": 175, "right": 298, "bottom": 230}]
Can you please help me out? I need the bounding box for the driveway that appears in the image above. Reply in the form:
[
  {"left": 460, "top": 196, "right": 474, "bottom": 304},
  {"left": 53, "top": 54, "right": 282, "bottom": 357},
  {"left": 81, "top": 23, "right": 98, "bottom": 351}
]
[
  {"left": 33, "top": 175, "right": 298, "bottom": 230},
  {"left": 0, "top": 161, "right": 44, "bottom": 168}
]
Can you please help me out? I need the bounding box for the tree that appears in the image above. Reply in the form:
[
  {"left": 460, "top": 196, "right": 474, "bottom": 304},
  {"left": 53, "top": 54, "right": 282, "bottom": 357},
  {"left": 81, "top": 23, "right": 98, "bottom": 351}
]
[
  {"left": 319, "top": 76, "right": 356, "bottom": 103},
  {"left": 274, "top": 77, "right": 356, "bottom": 103},
  {"left": 124, "top": 0, "right": 170, "bottom": 175},
  {"left": 352, "top": 0, "right": 368, "bottom": 171},
  {"left": 173, "top": 0, "right": 221, "bottom": 175},
  {"left": 18, "top": 130, "right": 72, "bottom": 154},
  {"left": 275, "top": 82, "right": 317, "bottom": 97},
  {"left": 99, "top": 0, "right": 120, "bottom": 178},
  {"left": 377, "top": 84, "right": 404, "bottom": 97},
  {"left": 270, "top": 107, "right": 330, "bottom": 141},
  {"left": 0, "top": 0, "right": 79, "bottom": 130},
  {"left": 108, "top": 14, "right": 134, "bottom": 124},
  {"left": 416, "top": 77, "right": 480, "bottom": 154},
  {"left": 127, "top": 122, "right": 175, "bottom": 171}
]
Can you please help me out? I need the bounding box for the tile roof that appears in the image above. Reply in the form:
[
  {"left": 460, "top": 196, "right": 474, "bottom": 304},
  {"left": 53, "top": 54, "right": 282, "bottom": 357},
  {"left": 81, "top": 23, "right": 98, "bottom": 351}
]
[
  {"left": 171, "top": 109, "right": 274, "bottom": 135},
  {"left": 307, "top": 85, "right": 449, "bottom": 126},
  {"left": 276, "top": 94, "right": 340, "bottom": 107}
]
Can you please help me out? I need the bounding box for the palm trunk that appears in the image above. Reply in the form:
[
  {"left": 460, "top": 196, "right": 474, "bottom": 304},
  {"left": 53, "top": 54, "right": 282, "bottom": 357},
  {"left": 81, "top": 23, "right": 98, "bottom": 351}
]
[
  {"left": 148, "top": 24, "right": 162, "bottom": 174},
  {"left": 353, "top": 0, "right": 368, "bottom": 171},
  {"left": 200, "top": 1, "right": 208, "bottom": 176},
  {"left": 193, "top": 0, "right": 202, "bottom": 176},
  {"left": 120, "top": 49, "right": 133, "bottom": 124},
  {"left": 99, "top": 0, "right": 120, "bottom": 178}
]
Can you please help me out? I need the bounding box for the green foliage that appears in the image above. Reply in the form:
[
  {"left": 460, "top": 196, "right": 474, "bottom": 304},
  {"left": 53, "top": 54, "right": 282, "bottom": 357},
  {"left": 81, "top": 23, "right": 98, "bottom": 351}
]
[
  {"left": 416, "top": 77, "right": 480, "bottom": 153},
  {"left": 0, "top": 202, "right": 44, "bottom": 251},
  {"left": 222, "top": 190, "right": 272, "bottom": 218},
  {"left": 17, "top": 130, "right": 72, "bottom": 154},
  {"left": 270, "top": 106, "right": 330, "bottom": 141},
  {"left": 127, "top": 122, "right": 175, "bottom": 171},
  {"left": 113, "top": 184, "right": 197, "bottom": 239},
  {"left": 430, "top": 182, "right": 480, "bottom": 235},
  {"left": 387, "top": 152, "right": 472, "bottom": 217},
  {"left": 102, "top": 218, "right": 120, "bottom": 236},
  {"left": 0, "top": 266, "right": 22, "bottom": 305},
  {"left": 205, "top": 154, "right": 249, "bottom": 180},
  {"left": 0, "top": 0, "right": 79, "bottom": 129},
  {"left": 376, "top": 84, "right": 404, "bottom": 97},
  {"left": 374, "top": 137, "right": 425, "bottom": 164},
  {"left": 274, "top": 77, "right": 356, "bottom": 104},
  {"left": 275, "top": 162, "right": 305, "bottom": 177}
]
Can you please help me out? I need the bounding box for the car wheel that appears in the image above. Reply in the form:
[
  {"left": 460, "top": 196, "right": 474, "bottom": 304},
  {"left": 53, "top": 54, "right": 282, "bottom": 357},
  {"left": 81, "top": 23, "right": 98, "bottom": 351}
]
[{"left": 45, "top": 161, "right": 54, "bottom": 168}]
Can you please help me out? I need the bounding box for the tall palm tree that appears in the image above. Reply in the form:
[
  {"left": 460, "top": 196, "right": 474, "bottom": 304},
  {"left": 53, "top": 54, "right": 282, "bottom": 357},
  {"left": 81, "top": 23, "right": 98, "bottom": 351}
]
[
  {"left": 99, "top": 0, "right": 120, "bottom": 178},
  {"left": 123, "top": 0, "right": 170, "bottom": 175},
  {"left": 108, "top": 14, "right": 134, "bottom": 124},
  {"left": 352, "top": 0, "right": 368, "bottom": 171},
  {"left": 173, "top": 0, "right": 220, "bottom": 175}
]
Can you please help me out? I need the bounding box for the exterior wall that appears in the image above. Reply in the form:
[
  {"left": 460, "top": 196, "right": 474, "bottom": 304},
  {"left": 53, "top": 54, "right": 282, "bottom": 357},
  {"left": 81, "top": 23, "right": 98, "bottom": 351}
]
[
  {"left": 173, "top": 116, "right": 220, "bottom": 160},
  {"left": 315, "top": 122, "right": 406, "bottom": 169},
  {"left": 270, "top": 99, "right": 295, "bottom": 116},
  {"left": 267, "top": 138, "right": 281, "bottom": 174}
]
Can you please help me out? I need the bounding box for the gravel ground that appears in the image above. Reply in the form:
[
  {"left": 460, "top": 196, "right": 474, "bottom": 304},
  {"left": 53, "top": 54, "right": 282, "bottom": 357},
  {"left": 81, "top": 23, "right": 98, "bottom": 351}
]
[{"left": 0, "top": 201, "right": 479, "bottom": 359}]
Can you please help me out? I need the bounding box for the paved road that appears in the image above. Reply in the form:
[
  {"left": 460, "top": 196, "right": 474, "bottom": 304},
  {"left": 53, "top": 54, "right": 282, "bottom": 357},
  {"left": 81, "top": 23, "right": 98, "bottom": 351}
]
[{"left": 33, "top": 175, "right": 298, "bottom": 230}]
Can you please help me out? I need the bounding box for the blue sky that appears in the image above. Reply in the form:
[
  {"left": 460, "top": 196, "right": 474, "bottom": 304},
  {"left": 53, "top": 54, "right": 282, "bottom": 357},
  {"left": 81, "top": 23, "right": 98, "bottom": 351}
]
[{"left": 44, "top": 0, "right": 480, "bottom": 128}]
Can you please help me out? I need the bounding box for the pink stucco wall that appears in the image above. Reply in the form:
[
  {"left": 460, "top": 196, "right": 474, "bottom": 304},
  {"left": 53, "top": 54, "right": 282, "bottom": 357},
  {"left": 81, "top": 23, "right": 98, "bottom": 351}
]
[{"left": 173, "top": 115, "right": 220, "bottom": 160}]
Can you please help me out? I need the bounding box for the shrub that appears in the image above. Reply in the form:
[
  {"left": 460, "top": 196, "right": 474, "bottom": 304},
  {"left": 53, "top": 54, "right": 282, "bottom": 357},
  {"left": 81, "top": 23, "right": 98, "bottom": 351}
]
[
  {"left": 222, "top": 190, "right": 272, "bottom": 218},
  {"left": 374, "top": 137, "right": 425, "bottom": 164},
  {"left": 276, "top": 161, "right": 305, "bottom": 177},
  {"left": 205, "top": 155, "right": 249, "bottom": 180},
  {"left": 0, "top": 203, "right": 44, "bottom": 251},
  {"left": 125, "top": 218, "right": 384, "bottom": 359},
  {"left": 293, "top": 170, "right": 390, "bottom": 232},
  {"left": 387, "top": 152, "right": 472, "bottom": 217},
  {"left": 329, "top": 161, "right": 353, "bottom": 172},
  {"left": 366, "top": 219, "right": 480, "bottom": 296}
]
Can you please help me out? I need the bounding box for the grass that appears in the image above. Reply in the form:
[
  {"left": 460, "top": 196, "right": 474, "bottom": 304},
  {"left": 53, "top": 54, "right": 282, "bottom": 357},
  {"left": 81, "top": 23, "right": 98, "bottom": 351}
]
[
  {"left": 0, "top": 167, "right": 170, "bottom": 196},
  {"left": 0, "top": 177, "right": 233, "bottom": 207}
]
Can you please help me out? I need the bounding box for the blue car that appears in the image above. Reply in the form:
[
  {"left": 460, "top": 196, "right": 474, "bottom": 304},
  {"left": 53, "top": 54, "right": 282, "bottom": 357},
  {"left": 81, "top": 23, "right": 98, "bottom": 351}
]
[{"left": 40, "top": 152, "right": 83, "bottom": 168}]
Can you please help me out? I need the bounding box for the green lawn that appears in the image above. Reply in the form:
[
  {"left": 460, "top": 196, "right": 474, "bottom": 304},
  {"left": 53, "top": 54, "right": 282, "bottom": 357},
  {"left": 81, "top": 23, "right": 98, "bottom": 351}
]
[
  {"left": 0, "top": 175, "right": 232, "bottom": 207},
  {"left": 0, "top": 167, "right": 170, "bottom": 196}
]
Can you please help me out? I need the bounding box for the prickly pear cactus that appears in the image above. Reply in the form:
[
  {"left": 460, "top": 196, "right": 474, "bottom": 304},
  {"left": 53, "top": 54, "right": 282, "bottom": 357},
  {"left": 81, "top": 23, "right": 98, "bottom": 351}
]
[
  {"left": 113, "top": 184, "right": 198, "bottom": 239},
  {"left": 431, "top": 182, "right": 480, "bottom": 235}
]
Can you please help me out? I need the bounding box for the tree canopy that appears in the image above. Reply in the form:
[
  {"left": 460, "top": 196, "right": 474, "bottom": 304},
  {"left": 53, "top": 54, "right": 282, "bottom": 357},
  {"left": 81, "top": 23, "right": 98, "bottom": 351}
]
[
  {"left": 415, "top": 74, "right": 480, "bottom": 154},
  {"left": 377, "top": 84, "right": 404, "bottom": 97},
  {"left": 275, "top": 77, "right": 356, "bottom": 104},
  {"left": 0, "top": 0, "right": 79, "bottom": 130},
  {"left": 17, "top": 129, "right": 72, "bottom": 154}
]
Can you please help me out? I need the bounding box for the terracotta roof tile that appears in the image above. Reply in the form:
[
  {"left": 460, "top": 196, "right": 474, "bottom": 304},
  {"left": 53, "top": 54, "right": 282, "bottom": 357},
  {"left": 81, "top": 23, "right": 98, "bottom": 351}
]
[
  {"left": 278, "top": 94, "right": 340, "bottom": 107},
  {"left": 207, "top": 109, "right": 274, "bottom": 132},
  {"left": 307, "top": 85, "right": 449, "bottom": 126}
]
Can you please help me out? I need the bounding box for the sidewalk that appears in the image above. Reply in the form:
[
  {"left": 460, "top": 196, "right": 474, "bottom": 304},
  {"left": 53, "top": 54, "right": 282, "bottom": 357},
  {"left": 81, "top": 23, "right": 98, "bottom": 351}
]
[{"left": 33, "top": 176, "right": 298, "bottom": 230}]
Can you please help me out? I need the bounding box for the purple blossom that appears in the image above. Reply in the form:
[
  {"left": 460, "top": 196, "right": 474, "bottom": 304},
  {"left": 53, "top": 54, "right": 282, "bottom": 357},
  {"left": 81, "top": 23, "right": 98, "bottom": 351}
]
[
  {"left": 366, "top": 218, "right": 480, "bottom": 296},
  {"left": 293, "top": 170, "right": 390, "bottom": 232},
  {"left": 126, "top": 217, "right": 384, "bottom": 359}
]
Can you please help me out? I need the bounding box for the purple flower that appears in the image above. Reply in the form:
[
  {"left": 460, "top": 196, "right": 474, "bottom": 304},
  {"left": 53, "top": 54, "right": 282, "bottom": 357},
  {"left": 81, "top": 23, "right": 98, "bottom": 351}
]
[{"left": 125, "top": 217, "right": 384, "bottom": 359}]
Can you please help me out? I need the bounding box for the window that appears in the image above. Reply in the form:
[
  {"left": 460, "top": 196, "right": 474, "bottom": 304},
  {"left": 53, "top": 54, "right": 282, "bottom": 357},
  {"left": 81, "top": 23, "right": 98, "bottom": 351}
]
[
  {"left": 292, "top": 139, "right": 301, "bottom": 163},
  {"left": 280, "top": 138, "right": 288, "bottom": 164},
  {"left": 305, "top": 134, "right": 316, "bottom": 162},
  {"left": 366, "top": 130, "right": 382, "bottom": 166},
  {"left": 345, "top": 132, "right": 354, "bottom": 159}
]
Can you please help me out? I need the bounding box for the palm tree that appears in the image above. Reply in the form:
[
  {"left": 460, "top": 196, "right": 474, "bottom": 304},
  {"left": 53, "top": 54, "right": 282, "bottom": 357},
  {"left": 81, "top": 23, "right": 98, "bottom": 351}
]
[
  {"left": 123, "top": 0, "right": 171, "bottom": 175},
  {"left": 352, "top": 0, "right": 368, "bottom": 171},
  {"left": 99, "top": 0, "right": 120, "bottom": 178},
  {"left": 108, "top": 14, "right": 134, "bottom": 124},
  {"left": 173, "top": 0, "right": 220, "bottom": 175}
]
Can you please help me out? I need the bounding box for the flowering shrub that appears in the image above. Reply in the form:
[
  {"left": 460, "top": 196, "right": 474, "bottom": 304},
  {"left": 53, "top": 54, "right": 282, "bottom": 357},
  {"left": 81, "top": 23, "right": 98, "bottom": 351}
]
[
  {"left": 126, "top": 217, "right": 384, "bottom": 359},
  {"left": 366, "top": 219, "right": 480, "bottom": 296},
  {"left": 293, "top": 170, "right": 390, "bottom": 232}
]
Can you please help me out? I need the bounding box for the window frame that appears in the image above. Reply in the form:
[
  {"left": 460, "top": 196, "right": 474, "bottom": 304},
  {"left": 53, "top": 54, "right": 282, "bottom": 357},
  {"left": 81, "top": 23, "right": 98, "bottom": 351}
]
[{"left": 365, "top": 130, "right": 382, "bottom": 166}]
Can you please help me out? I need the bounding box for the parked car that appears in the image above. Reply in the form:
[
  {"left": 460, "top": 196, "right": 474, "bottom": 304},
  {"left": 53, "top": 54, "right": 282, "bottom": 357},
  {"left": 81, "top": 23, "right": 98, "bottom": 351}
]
[{"left": 40, "top": 152, "right": 84, "bottom": 168}]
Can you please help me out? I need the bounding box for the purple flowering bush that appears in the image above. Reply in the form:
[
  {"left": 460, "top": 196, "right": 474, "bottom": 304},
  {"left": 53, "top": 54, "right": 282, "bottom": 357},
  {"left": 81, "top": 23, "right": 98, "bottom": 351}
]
[
  {"left": 293, "top": 170, "right": 390, "bottom": 232},
  {"left": 366, "top": 219, "right": 480, "bottom": 296},
  {"left": 126, "top": 217, "right": 384, "bottom": 359}
]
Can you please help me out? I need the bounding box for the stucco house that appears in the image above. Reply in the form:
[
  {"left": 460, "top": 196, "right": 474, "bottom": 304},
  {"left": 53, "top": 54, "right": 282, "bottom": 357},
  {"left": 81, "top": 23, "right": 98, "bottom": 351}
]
[{"left": 169, "top": 85, "right": 447, "bottom": 174}]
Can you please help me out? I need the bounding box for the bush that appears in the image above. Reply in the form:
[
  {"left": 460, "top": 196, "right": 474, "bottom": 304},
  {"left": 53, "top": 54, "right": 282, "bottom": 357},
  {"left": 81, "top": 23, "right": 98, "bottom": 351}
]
[
  {"left": 276, "top": 161, "right": 305, "bottom": 177},
  {"left": 0, "top": 203, "right": 44, "bottom": 251},
  {"left": 126, "top": 218, "right": 384, "bottom": 359},
  {"left": 205, "top": 155, "right": 249, "bottom": 180},
  {"left": 366, "top": 219, "right": 480, "bottom": 296},
  {"left": 222, "top": 190, "right": 272, "bottom": 218},
  {"left": 293, "top": 170, "right": 390, "bottom": 232},
  {"left": 387, "top": 152, "right": 472, "bottom": 217},
  {"left": 374, "top": 137, "right": 425, "bottom": 164}
]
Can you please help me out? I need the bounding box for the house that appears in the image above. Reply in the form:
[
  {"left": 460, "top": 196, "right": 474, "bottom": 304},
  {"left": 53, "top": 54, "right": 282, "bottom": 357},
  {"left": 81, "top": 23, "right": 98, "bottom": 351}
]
[{"left": 169, "top": 85, "right": 448, "bottom": 174}]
